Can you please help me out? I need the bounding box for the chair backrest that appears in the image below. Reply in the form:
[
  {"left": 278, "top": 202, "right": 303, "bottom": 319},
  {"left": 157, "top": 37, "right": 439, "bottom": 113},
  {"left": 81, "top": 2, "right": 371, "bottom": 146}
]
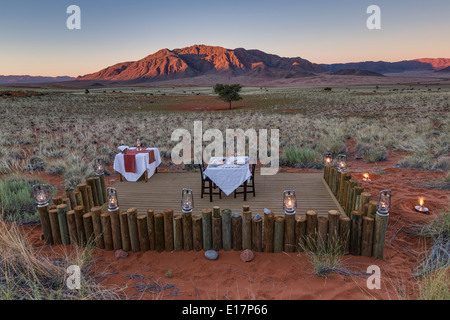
[
  {"left": 251, "top": 163, "right": 256, "bottom": 176},
  {"left": 198, "top": 162, "right": 206, "bottom": 181}
]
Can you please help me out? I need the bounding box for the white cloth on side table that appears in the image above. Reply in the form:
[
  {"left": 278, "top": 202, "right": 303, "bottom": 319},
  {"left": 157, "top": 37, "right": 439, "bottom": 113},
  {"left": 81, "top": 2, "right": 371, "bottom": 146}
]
[{"left": 113, "top": 147, "right": 162, "bottom": 182}]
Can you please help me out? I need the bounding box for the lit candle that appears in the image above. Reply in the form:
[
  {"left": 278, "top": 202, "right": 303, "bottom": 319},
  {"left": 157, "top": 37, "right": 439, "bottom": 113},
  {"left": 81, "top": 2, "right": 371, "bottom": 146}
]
[
  {"left": 363, "top": 173, "right": 371, "bottom": 181},
  {"left": 415, "top": 197, "right": 429, "bottom": 213}
]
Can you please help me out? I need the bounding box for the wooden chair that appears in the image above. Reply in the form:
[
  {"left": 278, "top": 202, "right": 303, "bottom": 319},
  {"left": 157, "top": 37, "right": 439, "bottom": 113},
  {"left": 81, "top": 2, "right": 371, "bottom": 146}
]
[
  {"left": 234, "top": 163, "right": 256, "bottom": 201},
  {"left": 199, "top": 162, "right": 222, "bottom": 202}
]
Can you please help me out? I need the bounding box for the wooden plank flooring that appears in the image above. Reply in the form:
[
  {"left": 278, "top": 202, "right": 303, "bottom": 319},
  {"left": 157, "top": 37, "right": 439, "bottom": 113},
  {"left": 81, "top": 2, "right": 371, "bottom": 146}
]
[{"left": 112, "top": 172, "right": 344, "bottom": 217}]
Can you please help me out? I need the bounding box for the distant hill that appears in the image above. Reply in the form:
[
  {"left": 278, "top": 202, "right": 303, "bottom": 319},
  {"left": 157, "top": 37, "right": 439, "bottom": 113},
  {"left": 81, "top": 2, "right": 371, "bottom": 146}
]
[
  {"left": 0, "top": 75, "right": 74, "bottom": 84},
  {"left": 436, "top": 66, "right": 450, "bottom": 73},
  {"left": 321, "top": 58, "right": 450, "bottom": 74},
  {"left": 330, "top": 69, "right": 384, "bottom": 77}
]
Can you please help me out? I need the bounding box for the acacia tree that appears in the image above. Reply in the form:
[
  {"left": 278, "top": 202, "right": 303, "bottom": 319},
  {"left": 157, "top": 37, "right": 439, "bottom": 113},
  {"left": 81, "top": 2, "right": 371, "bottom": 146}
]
[{"left": 213, "top": 83, "right": 243, "bottom": 110}]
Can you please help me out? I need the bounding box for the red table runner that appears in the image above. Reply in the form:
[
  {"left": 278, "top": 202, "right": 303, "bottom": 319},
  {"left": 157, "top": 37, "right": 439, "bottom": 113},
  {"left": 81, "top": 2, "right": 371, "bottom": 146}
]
[{"left": 124, "top": 149, "right": 156, "bottom": 173}]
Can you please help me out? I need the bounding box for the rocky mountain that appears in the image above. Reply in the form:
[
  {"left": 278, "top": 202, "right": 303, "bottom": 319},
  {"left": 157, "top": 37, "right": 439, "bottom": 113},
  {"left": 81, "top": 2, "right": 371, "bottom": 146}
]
[
  {"left": 0, "top": 75, "right": 74, "bottom": 84},
  {"left": 436, "top": 66, "right": 450, "bottom": 73},
  {"left": 77, "top": 45, "right": 326, "bottom": 83},
  {"left": 321, "top": 58, "right": 450, "bottom": 74}
]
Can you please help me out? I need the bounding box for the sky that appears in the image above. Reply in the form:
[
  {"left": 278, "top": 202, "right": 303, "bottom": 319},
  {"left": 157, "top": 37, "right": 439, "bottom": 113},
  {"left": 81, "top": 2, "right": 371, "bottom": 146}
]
[{"left": 1, "top": 0, "right": 449, "bottom": 77}]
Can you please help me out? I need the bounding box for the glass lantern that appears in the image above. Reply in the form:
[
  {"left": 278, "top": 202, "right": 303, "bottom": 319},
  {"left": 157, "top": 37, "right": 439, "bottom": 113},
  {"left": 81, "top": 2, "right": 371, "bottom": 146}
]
[
  {"left": 181, "top": 188, "right": 194, "bottom": 213},
  {"left": 336, "top": 154, "right": 347, "bottom": 172},
  {"left": 324, "top": 152, "right": 333, "bottom": 166},
  {"left": 136, "top": 138, "right": 141, "bottom": 152},
  {"left": 376, "top": 189, "right": 391, "bottom": 215},
  {"left": 283, "top": 190, "right": 297, "bottom": 214},
  {"left": 107, "top": 187, "right": 119, "bottom": 211},
  {"left": 94, "top": 158, "right": 105, "bottom": 175},
  {"left": 32, "top": 184, "right": 52, "bottom": 207}
]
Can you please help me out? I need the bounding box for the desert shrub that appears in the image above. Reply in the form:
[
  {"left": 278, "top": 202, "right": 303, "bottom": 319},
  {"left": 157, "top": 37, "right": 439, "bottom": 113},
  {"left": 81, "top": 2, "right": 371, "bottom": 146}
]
[
  {"left": 356, "top": 142, "right": 387, "bottom": 163},
  {"left": 397, "top": 151, "right": 434, "bottom": 170},
  {"left": 283, "top": 145, "right": 319, "bottom": 168},
  {"left": 22, "top": 155, "right": 46, "bottom": 172},
  {"left": 64, "top": 155, "right": 94, "bottom": 190},
  {"left": 432, "top": 156, "right": 450, "bottom": 171},
  {"left": 45, "top": 160, "right": 67, "bottom": 175},
  {"left": 0, "top": 175, "right": 46, "bottom": 223}
]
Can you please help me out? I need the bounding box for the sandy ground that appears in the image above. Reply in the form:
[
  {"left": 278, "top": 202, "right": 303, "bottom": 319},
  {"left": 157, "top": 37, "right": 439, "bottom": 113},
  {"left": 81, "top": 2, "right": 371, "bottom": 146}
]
[{"left": 20, "top": 140, "right": 449, "bottom": 300}]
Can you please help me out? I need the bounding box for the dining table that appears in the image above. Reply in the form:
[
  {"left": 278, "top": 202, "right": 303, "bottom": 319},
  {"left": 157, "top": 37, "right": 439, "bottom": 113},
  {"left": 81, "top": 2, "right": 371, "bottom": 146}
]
[{"left": 113, "top": 147, "right": 161, "bottom": 182}]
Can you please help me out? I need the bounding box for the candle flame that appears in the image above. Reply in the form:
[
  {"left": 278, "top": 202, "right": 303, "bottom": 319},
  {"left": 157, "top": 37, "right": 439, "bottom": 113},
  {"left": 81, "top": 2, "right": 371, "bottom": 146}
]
[
  {"left": 419, "top": 197, "right": 425, "bottom": 207},
  {"left": 363, "top": 173, "right": 369, "bottom": 179}
]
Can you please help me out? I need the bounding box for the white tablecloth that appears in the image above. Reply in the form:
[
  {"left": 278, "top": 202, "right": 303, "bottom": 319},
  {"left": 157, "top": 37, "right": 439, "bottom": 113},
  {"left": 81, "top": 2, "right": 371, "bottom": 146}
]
[
  {"left": 203, "top": 157, "right": 251, "bottom": 196},
  {"left": 113, "top": 147, "right": 161, "bottom": 182}
]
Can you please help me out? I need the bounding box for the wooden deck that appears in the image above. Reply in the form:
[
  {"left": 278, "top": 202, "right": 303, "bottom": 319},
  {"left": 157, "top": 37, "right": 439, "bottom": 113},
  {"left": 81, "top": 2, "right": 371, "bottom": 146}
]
[{"left": 112, "top": 172, "right": 344, "bottom": 217}]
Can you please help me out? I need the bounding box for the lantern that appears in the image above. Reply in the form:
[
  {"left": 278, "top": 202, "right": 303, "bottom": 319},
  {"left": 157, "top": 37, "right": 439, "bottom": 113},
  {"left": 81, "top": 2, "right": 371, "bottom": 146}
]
[
  {"left": 94, "top": 158, "right": 105, "bottom": 175},
  {"left": 336, "top": 154, "right": 347, "bottom": 172},
  {"left": 32, "top": 184, "right": 51, "bottom": 207},
  {"left": 283, "top": 190, "right": 297, "bottom": 214},
  {"left": 324, "top": 152, "right": 333, "bottom": 166},
  {"left": 181, "top": 188, "right": 194, "bottom": 213},
  {"left": 136, "top": 138, "right": 141, "bottom": 151},
  {"left": 107, "top": 187, "right": 119, "bottom": 211},
  {"left": 376, "top": 189, "right": 391, "bottom": 216}
]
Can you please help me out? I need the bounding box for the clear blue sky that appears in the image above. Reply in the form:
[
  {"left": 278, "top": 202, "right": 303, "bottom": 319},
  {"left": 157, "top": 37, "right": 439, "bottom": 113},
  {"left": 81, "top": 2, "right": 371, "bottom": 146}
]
[{"left": 1, "top": 0, "right": 449, "bottom": 76}]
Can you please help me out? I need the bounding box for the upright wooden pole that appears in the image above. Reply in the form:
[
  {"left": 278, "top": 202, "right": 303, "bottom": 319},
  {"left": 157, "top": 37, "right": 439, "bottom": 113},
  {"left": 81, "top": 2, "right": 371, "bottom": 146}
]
[
  {"left": 119, "top": 211, "right": 131, "bottom": 251},
  {"left": 146, "top": 209, "right": 156, "bottom": 251},
  {"left": 339, "top": 173, "right": 351, "bottom": 205},
  {"left": 306, "top": 210, "right": 318, "bottom": 251},
  {"left": 74, "top": 191, "right": 83, "bottom": 207},
  {"left": 263, "top": 210, "right": 274, "bottom": 253},
  {"left": 86, "top": 185, "right": 95, "bottom": 211},
  {"left": 359, "top": 192, "right": 372, "bottom": 213},
  {"left": 317, "top": 216, "right": 329, "bottom": 251},
  {"left": 212, "top": 214, "right": 222, "bottom": 251},
  {"left": 52, "top": 196, "right": 63, "bottom": 206},
  {"left": 192, "top": 214, "right": 203, "bottom": 251},
  {"left": 221, "top": 209, "right": 232, "bottom": 251},
  {"left": 366, "top": 200, "right": 378, "bottom": 218},
  {"left": 77, "top": 184, "right": 90, "bottom": 213},
  {"left": 86, "top": 177, "right": 99, "bottom": 207},
  {"left": 154, "top": 213, "right": 165, "bottom": 253},
  {"left": 242, "top": 209, "right": 252, "bottom": 250},
  {"left": 101, "top": 212, "right": 113, "bottom": 251},
  {"left": 339, "top": 216, "right": 351, "bottom": 254},
  {"left": 37, "top": 205, "right": 53, "bottom": 245},
  {"left": 361, "top": 216, "right": 374, "bottom": 257},
  {"left": 173, "top": 215, "right": 183, "bottom": 252},
  {"left": 232, "top": 213, "right": 243, "bottom": 251},
  {"left": 252, "top": 215, "right": 263, "bottom": 252},
  {"left": 163, "top": 208, "right": 174, "bottom": 252},
  {"left": 295, "top": 216, "right": 307, "bottom": 252},
  {"left": 344, "top": 179, "right": 357, "bottom": 214},
  {"left": 351, "top": 186, "right": 365, "bottom": 213},
  {"left": 182, "top": 211, "right": 193, "bottom": 251},
  {"left": 274, "top": 216, "right": 285, "bottom": 253},
  {"left": 91, "top": 206, "right": 105, "bottom": 249},
  {"left": 350, "top": 210, "right": 363, "bottom": 255},
  {"left": 74, "top": 205, "right": 86, "bottom": 246},
  {"left": 56, "top": 204, "right": 70, "bottom": 245},
  {"left": 66, "top": 210, "right": 78, "bottom": 245},
  {"left": 373, "top": 212, "right": 389, "bottom": 259},
  {"left": 127, "top": 207, "right": 140, "bottom": 252},
  {"left": 48, "top": 209, "right": 61, "bottom": 245},
  {"left": 65, "top": 189, "right": 77, "bottom": 212},
  {"left": 94, "top": 176, "right": 104, "bottom": 205},
  {"left": 328, "top": 210, "right": 340, "bottom": 247},
  {"left": 202, "top": 208, "right": 213, "bottom": 250},
  {"left": 99, "top": 174, "right": 107, "bottom": 205},
  {"left": 284, "top": 213, "right": 296, "bottom": 252},
  {"left": 109, "top": 208, "right": 122, "bottom": 250},
  {"left": 137, "top": 214, "right": 150, "bottom": 252},
  {"left": 82, "top": 212, "right": 95, "bottom": 244}
]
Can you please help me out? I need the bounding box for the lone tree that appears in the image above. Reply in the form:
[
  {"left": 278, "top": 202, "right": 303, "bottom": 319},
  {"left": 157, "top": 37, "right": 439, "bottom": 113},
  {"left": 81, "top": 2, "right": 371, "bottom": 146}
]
[{"left": 213, "top": 83, "right": 242, "bottom": 110}]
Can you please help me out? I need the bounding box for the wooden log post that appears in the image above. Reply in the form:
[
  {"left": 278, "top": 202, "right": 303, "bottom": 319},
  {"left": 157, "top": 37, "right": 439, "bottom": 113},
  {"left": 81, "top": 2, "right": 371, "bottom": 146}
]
[
  {"left": 344, "top": 179, "right": 357, "bottom": 215},
  {"left": 242, "top": 209, "right": 252, "bottom": 250},
  {"left": 86, "top": 185, "right": 95, "bottom": 212},
  {"left": 48, "top": 209, "right": 61, "bottom": 245},
  {"left": 73, "top": 205, "right": 86, "bottom": 246},
  {"left": 62, "top": 197, "right": 71, "bottom": 212},
  {"left": 339, "top": 216, "right": 351, "bottom": 254},
  {"left": 86, "top": 177, "right": 99, "bottom": 207},
  {"left": 366, "top": 200, "right": 378, "bottom": 218},
  {"left": 37, "top": 205, "right": 53, "bottom": 245},
  {"left": 332, "top": 168, "right": 339, "bottom": 195},
  {"left": 373, "top": 212, "right": 389, "bottom": 259},
  {"left": 56, "top": 204, "right": 70, "bottom": 245},
  {"left": 252, "top": 214, "right": 263, "bottom": 252},
  {"left": 77, "top": 184, "right": 90, "bottom": 213},
  {"left": 101, "top": 212, "right": 113, "bottom": 251},
  {"left": 154, "top": 213, "right": 165, "bottom": 253},
  {"left": 295, "top": 216, "right": 307, "bottom": 252},
  {"left": 127, "top": 207, "right": 140, "bottom": 252},
  {"left": 212, "top": 214, "right": 222, "bottom": 251},
  {"left": 284, "top": 213, "right": 296, "bottom": 252},
  {"left": 119, "top": 211, "right": 131, "bottom": 251},
  {"left": 342, "top": 180, "right": 350, "bottom": 211},
  {"left": 192, "top": 214, "right": 203, "bottom": 251},
  {"left": 351, "top": 186, "right": 365, "bottom": 213},
  {"left": 328, "top": 210, "right": 340, "bottom": 247},
  {"left": 99, "top": 174, "right": 107, "bottom": 205},
  {"left": 137, "top": 214, "right": 150, "bottom": 252},
  {"left": 221, "top": 209, "right": 232, "bottom": 251},
  {"left": 231, "top": 213, "right": 243, "bottom": 251},
  {"left": 305, "top": 210, "right": 318, "bottom": 251},
  {"left": 339, "top": 173, "right": 351, "bottom": 205},
  {"left": 91, "top": 206, "right": 105, "bottom": 249},
  {"left": 65, "top": 189, "right": 77, "bottom": 211},
  {"left": 94, "top": 176, "right": 104, "bottom": 205},
  {"left": 274, "top": 216, "right": 285, "bottom": 253},
  {"left": 74, "top": 191, "right": 83, "bottom": 207},
  {"left": 182, "top": 211, "right": 193, "bottom": 251},
  {"left": 359, "top": 192, "right": 372, "bottom": 214},
  {"left": 350, "top": 210, "right": 363, "bottom": 255},
  {"left": 82, "top": 212, "right": 95, "bottom": 244},
  {"left": 202, "top": 208, "right": 213, "bottom": 250},
  {"left": 163, "top": 208, "right": 174, "bottom": 252},
  {"left": 361, "top": 216, "right": 375, "bottom": 257},
  {"left": 146, "top": 209, "right": 156, "bottom": 250},
  {"left": 52, "top": 196, "right": 63, "bottom": 206},
  {"left": 173, "top": 215, "right": 183, "bottom": 252},
  {"left": 263, "top": 210, "right": 275, "bottom": 253},
  {"left": 66, "top": 210, "right": 78, "bottom": 245},
  {"left": 317, "top": 216, "right": 329, "bottom": 251},
  {"left": 109, "top": 208, "right": 122, "bottom": 250}
]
